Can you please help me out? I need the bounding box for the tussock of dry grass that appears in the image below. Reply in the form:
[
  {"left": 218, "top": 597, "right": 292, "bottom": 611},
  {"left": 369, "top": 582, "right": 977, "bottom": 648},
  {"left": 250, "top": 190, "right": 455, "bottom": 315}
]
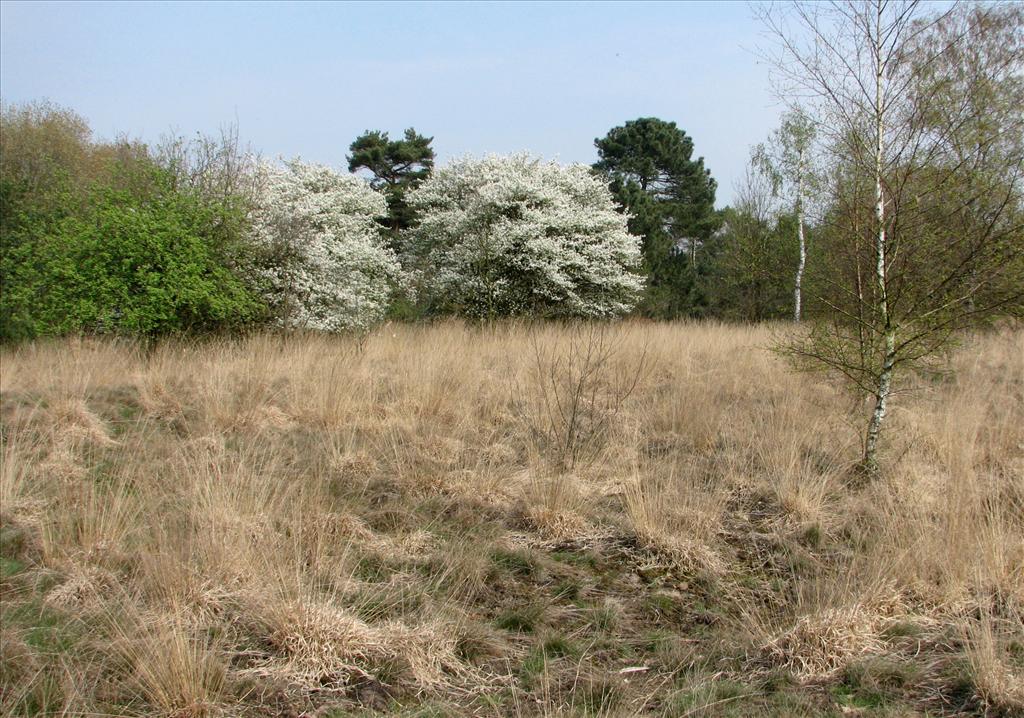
[
  {"left": 1, "top": 321, "right": 1021, "bottom": 716},
  {"left": 113, "top": 609, "right": 228, "bottom": 718},
  {"left": 961, "top": 606, "right": 1024, "bottom": 714},
  {"left": 622, "top": 464, "right": 728, "bottom": 574},
  {"left": 756, "top": 603, "right": 896, "bottom": 680}
]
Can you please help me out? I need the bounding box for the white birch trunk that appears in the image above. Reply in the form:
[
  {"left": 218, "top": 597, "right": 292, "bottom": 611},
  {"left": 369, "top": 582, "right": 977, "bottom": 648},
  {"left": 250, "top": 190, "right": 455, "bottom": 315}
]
[{"left": 864, "top": 0, "right": 897, "bottom": 474}]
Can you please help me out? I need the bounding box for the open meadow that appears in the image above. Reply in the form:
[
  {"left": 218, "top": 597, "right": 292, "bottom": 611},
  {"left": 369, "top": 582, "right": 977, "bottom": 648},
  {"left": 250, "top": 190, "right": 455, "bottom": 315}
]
[
  {"left": 1, "top": 321, "right": 1022, "bottom": 716},
  {"left": 3, "top": 0, "right": 1023, "bottom": 714}
]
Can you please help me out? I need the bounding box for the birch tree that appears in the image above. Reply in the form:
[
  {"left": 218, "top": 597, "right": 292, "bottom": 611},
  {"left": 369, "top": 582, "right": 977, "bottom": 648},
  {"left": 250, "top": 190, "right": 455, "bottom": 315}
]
[
  {"left": 710, "top": 165, "right": 798, "bottom": 321},
  {"left": 760, "top": 1, "right": 1024, "bottom": 475},
  {"left": 753, "top": 107, "right": 816, "bottom": 321}
]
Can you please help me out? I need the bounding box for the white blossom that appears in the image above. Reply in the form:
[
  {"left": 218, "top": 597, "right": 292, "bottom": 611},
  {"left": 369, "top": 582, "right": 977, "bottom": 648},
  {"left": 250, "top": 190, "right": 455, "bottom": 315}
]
[
  {"left": 250, "top": 158, "right": 401, "bottom": 331},
  {"left": 406, "top": 154, "right": 644, "bottom": 318}
]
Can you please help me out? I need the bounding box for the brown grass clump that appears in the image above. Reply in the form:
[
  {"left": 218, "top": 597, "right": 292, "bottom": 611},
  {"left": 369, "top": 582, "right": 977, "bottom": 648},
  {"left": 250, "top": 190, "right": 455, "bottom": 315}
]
[
  {"left": 244, "top": 594, "right": 480, "bottom": 693},
  {"left": 248, "top": 596, "right": 387, "bottom": 688},
  {"left": 520, "top": 468, "right": 596, "bottom": 540},
  {"left": 44, "top": 565, "right": 118, "bottom": 610},
  {"left": 1, "top": 321, "right": 1021, "bottom": 716},
  {"left": 42, "top": 474, "right": 141, "bottom": 566},
  {"left": 622, "top": 458, "right": 729, "bottom": 571},
  {"left": 378, "top": 617, "right": 484, "bottom": 690},
  {"left": 0, "top": 429, "right": 42, "bottom": 519},
  {"left": 121, "top": 615, "right": 227, "bottom": 718},
  {"left": 757, "top": 604, "right": 893, "bottom": 680},
  {"left": 960, "top": 605, "right": 1024, "bottom": 714},
  {"left": 48, "top": 397, "right": 119, "bottom": 447}
]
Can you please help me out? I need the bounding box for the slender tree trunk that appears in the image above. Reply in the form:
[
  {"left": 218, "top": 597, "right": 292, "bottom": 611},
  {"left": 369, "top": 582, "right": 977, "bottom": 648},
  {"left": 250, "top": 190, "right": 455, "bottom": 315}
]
[
  {"left": 864, "top": 0, "right": 897, "bottom": 476},
  {"left": 865, "top": 346, "right": 895, "bottom": 469},
  {"left": 794, "top": 147, "right": 806, "bottom": 322}
]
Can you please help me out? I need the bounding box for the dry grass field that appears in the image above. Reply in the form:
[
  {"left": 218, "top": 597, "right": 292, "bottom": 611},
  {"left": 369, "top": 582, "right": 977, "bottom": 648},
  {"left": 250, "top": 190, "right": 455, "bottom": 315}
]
[{"left": 1, "top": 322, "right": 1022, "bottom": 717}]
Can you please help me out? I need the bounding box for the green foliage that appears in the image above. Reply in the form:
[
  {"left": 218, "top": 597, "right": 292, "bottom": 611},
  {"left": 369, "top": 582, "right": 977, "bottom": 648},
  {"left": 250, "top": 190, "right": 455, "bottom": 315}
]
[
  {"left": 348, "top": 127, "right": 435, "bottom": 236},
  {"left": 751, "top": 107, "right": 816, "bottom": 201},
  {"left": 2, "top": 173, "right": 261, "bottom": 340},
  {"left": 0, "top": 100, "right": 92, "bottom": 210},
  {"left": 0, "top": 101, "right": 263, "bottom": 341},
  {"left": 594, "top": 117, "right": 721, "bottom": 318},
  {"left": 709, "top": 206, "right": 800, "bottom": 321}
]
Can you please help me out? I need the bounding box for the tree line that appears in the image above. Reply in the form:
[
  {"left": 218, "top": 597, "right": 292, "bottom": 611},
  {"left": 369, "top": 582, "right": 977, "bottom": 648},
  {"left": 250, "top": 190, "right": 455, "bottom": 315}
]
[
  {"left": 0, "top": 102, "right": 831, "bottom": 340},
  {"left": 0, "top": 108, "right": 722, "bottom": 338}
]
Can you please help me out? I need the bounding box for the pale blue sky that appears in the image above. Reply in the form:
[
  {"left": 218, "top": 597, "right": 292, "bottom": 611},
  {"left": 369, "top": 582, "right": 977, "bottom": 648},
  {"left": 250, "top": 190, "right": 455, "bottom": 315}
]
[{"left": 0, "top": 0, "right": 782, "bottom": 206}]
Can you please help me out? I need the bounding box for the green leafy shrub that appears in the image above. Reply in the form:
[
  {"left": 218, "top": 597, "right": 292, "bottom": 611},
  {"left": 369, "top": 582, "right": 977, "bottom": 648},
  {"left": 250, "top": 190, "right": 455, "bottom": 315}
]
[{"left": 1, "top": 174, "right": 261, "bottom": 339}]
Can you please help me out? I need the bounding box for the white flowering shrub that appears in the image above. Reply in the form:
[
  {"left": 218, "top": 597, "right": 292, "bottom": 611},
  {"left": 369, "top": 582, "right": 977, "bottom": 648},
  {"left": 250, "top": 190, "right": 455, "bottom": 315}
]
[
  {"left": 250, "top": 159, "right": 401, "bottom": 331},
  {"left": 406, "top": 154, "right": 644, "bottom": 318}
]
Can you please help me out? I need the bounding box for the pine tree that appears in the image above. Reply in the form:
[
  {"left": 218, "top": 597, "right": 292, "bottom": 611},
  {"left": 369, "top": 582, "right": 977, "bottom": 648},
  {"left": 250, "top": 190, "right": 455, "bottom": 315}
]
[
  {"left": 594, "top": 117, "right": 719, "bottom": 318},
  {"left": 347, "top": 128, "right": 435, "bottom": 236}
]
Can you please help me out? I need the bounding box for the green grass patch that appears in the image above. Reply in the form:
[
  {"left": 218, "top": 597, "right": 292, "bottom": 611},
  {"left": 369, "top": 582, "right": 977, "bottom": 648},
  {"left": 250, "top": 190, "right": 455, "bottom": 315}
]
[
  {"left": 552, "top": 576, "right": 582, "bottom": 601},
  {"left": 880, "top": 620, "right": 923, "bottom": 639},
  {"left": 1, "top": 555, "right": 27, "bottom": 578},
  {"left": 355, "top": 552, "right": 399, "bottom": 582},
  {"left": 550, "top": 549, "right": 599, "bottom": 570},
  {"left": 494, "top": 604, "right": 544, "bottom": 633},
  {"left": 586, "top": 601, "right": 620, "bottom": 633},
  {"left": 518, "top": 646, "right": 549, "bottom": 690},
  {"left": 490, "top": 548, "right": 539, "bottom": 578},
  {"left": 3, "top": 599, "right": 79, "bottom": 654},
  {"left": 541, "top": 634, "right": 576, "bottom": 658}
]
